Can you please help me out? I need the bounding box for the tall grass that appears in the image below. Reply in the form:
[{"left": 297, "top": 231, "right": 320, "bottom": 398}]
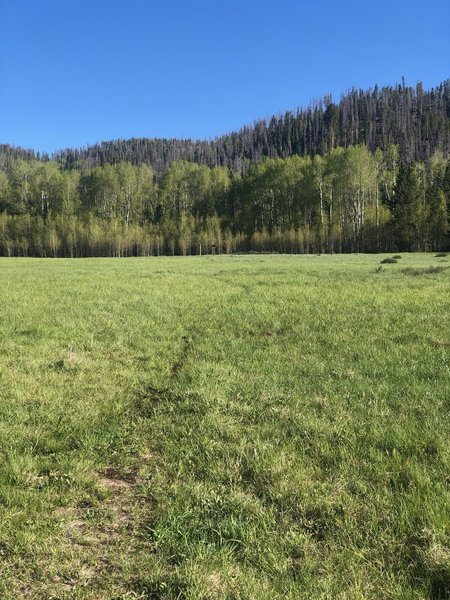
[{"left": 0, "top": 254, "right": 448, "bottom": 598}]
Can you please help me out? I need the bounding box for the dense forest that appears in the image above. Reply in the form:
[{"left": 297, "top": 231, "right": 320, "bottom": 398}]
[{"left": 0, "top": 81, "right": 449, "bottom": 257}]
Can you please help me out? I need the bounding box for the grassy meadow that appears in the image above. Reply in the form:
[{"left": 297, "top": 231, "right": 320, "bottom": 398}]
[{"left": 0, "top": 253, "right": 449, "bottom": 599}]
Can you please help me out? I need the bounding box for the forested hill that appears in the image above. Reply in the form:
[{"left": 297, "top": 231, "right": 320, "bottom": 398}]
[
  {"left": 2, "top": 80, "right": 447, "bottom": 173},
  {"left": 1, "top": 79, "right": 449, "bottom": 258},
  {"left": 53, "top": 81, "right": 450, "bottom": 171}
]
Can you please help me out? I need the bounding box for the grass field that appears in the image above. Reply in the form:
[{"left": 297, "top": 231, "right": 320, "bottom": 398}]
[{"left": 0, "top": 253, "right": 449, "bottom": 599}]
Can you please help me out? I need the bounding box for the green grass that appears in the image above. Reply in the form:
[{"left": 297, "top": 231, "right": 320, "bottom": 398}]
[{"left": 0, "top": 254, "right": 449, "bottom": 599}]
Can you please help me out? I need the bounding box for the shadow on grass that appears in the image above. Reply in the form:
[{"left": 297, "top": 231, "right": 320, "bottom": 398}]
[{"left": 401, "top": 266, "right": 449, "bottom": 276}]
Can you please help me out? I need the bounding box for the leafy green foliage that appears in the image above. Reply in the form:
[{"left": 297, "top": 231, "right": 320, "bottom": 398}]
[{"left": 0, "top": 144, "right": 449, "bottom": 256}]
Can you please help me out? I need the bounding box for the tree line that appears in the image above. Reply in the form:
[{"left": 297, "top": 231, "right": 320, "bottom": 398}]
[
  {"left": 0, "top": 144, "right": 448, "bottom": 257},
  {"left": 54, "top": 81, "right": 450, "bottom": 171},
  {"left": 2, "top": 80, "right": 449, "bottom": 176}
]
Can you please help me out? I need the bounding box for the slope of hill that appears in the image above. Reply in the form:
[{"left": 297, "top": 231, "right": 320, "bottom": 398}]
[{"left": 47, "top": 80, "right": 450, "bottom": 173}]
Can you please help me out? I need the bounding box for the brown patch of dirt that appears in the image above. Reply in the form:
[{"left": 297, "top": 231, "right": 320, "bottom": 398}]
[
  {"left": 37, "top": 467, "right": 145, "bottom": 595},
  {"left": 97, "top": 466, "right": 136, "bottom": 490}
]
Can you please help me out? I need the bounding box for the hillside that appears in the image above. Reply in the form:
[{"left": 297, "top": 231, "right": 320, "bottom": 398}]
[
  {"left": 57, "top": 81, "right": 450, "bottom": 172},
  {"left": 2, "top": 81, "right": 449, "bottom": 173}
]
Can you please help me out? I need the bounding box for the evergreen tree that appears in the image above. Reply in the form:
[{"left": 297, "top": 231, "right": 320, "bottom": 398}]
[{"left": 392, "top": 162, "right": 424, "bottom": 251}]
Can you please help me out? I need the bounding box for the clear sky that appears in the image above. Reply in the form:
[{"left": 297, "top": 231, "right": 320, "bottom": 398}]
[{"left": 0, "top": 0, "right": 448, "bottom": 154}]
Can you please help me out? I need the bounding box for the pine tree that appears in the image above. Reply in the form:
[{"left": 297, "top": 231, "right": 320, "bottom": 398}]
[
  {"left": 392, "top": 162, "right": 424, "bottom": 251},
  {"left": 430, "top": 189, "right": 448, "bottom": 249}
]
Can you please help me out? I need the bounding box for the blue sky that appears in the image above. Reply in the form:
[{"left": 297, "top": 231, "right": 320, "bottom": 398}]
[{"left": 0, "top": 0, "right": 448, "bottom": 153}]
